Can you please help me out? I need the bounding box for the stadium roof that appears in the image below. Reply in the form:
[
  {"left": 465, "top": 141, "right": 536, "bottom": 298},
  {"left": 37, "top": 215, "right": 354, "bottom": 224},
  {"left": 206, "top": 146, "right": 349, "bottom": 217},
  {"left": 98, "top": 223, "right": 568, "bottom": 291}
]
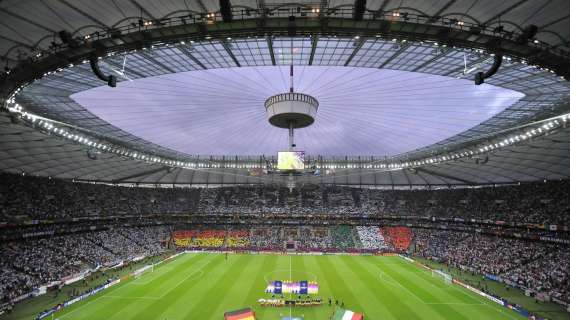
[
  {"left": 0, "top": 0, "right": 569, "bottom": 63},
  {"left": 1, "top": 0, "right": 570, "bottom": 186}
]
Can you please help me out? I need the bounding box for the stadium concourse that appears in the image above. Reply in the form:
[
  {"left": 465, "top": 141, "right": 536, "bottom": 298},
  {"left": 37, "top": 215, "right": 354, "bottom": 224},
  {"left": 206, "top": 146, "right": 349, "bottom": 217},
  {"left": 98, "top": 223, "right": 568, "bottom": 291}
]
[{"left": 1, "top": 0, "right": 570, "bottom": 319}]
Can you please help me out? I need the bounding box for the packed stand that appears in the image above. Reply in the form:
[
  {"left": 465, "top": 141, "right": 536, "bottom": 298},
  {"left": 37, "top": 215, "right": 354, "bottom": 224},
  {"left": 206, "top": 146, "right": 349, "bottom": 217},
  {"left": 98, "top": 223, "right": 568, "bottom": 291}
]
[
  {"left": 2, "top": 172, "right": 569, "bottom": 225},
  {"left": 174, "top": 226, "right": 382, "bottom": 252},
  {"left": 331, "top": 226, "right": 356, "bottom": 249},
  {"left": 197, "top": 182, "right": 570, "bottom": 225},
  {"left": 0, "top": 226, "right": 169, "bottom": 302},
  {"left": 225, "top": 230, "right": 250, "bottom": 248},
  {"left": 413, "top": 228, "right": 570, "bottom": 304},
  {"left": 381, "top": 227, "right": 413, "bottom": 251},
  {"left": 0, "top": 173, "right": 200, "bottom": 221},
  {"left": 356, "top": 226, "right": 387, "bottom": 250},
  {"left": 367, "top": 181, "right": 570, "bottom": 225}
]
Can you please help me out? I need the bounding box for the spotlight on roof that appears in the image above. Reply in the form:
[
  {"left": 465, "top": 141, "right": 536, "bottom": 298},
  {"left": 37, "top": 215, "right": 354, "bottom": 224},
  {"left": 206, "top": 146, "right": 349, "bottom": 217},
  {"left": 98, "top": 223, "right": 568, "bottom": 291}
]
[
  {"left": 493, "top": 25, "right": 504, "bottom": 33},
  {"left": 474, "top": 54, "right": 503, "bottom": 85},
  {"left": 219, "top": 0, "right": 233, "bottom": 22},
  {"left": 352, "top": 0, "right": 366, "bottom": 21},
  {"left": 515, "top": 25, "right": 538, "bottom": 45},
  {"left": 89, "top": 57, "right": 117, "bottom": 87},
  {"left": 9, "top": 113, "right": 21, "bottom": 125},
  {"left": 58, "top": 30, "right": 79, "bottom": 48},
  {"left": 288, "top": 15, "right": 297, "bottom": 36},
  {"left": 87, "top": 149, "right": 99, "bottom": 160}
]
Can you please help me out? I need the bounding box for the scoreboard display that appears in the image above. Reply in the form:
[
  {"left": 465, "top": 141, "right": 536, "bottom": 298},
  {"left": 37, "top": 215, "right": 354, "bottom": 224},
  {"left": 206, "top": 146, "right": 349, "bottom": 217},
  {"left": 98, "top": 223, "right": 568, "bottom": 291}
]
[{"left": 277, "top": 151, "right": 305, "bottom": 170}]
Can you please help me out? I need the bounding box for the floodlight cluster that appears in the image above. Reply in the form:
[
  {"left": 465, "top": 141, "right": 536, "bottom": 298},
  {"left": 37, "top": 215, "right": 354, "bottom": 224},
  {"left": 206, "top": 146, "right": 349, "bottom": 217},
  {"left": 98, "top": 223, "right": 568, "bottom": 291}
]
[
  {"left": 5, "top": 97, "right": 200, "bottom": 170},
  {"left": 5, "top": 92, "right": 569, "bottom": 174},
  {"left": 2, "top": 34, "right": 568, "bottom": 174}
]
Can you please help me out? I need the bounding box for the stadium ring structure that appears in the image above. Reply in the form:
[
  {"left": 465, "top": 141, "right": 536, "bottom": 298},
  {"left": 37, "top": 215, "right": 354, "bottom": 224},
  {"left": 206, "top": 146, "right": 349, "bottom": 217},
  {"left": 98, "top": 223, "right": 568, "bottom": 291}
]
[{"left": 1, "top": 0, "right": 570, "bottom": 187}]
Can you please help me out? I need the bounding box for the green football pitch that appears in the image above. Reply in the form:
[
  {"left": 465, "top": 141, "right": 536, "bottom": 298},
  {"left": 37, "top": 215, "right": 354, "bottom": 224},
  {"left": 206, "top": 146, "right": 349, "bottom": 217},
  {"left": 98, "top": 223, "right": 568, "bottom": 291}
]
[{"left": 52, "top": 253, "right": 524, "bottom": 320}]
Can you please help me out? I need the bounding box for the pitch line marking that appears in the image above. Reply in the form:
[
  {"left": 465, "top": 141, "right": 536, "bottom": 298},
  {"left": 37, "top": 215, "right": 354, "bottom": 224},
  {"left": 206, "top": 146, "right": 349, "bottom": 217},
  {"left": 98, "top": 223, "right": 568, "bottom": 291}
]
[
  {"left": 424, "top": 302, "right": 484, "bottom": 305},
  {"left": 377, "top": 267, "right": 429, "bottom": 304},
  {"left": 446, "top": 282, "right": 520, "bottom": 320},
  {"left": 263, "top": 268, "right": 318, "bottom": 283},
  {"left": 58, "top": 295, "right": 105, "bottom": 319},
  {"left": 130, "top": 259, "right": 209, "bottom": 285},
  {"left": 404, "top": 263, "right": 520, "bottom": 319},
  {"left": 102, "top": 295, "right": 160, "bottom": 300},
  {"left": 377, "top": 271, "right": 402, "bottom": 288},
  {"left": 378, "top": 267, "right": 485, "bottom": 306},
  {"left": 59, "top": 259, "right": 209, "bottom": 318},
  {"left": 154, "top": 264, "right": 208, "bottom": 299}
]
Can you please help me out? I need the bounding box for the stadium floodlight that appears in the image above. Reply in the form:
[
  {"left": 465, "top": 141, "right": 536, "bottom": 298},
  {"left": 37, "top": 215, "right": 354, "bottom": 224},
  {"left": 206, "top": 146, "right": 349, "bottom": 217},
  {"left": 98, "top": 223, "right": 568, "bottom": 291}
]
[
  {"left": 89, "top": 57, "right": 117, "bottom": 87},
  {"left": 352, "top": 0, "right": 366, "bottom": 21},
  {"left": 516, "top": 25, "right": 538, "bottom": 45},
  {"left": 58, "top": 30, "right": 79, "bottom": 48},
  {"left": 474, "top": 54, "right": 503, "bottom": 85},
  {"left": 219, "top": 0, "right": 233, "bottom": 22}
]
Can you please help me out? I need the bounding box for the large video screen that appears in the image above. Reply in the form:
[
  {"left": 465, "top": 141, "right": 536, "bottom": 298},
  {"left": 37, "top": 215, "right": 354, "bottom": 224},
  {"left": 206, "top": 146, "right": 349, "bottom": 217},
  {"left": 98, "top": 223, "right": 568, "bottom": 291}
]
[{"left": 277, "top": 151, "right": 305, "bottom": 170}]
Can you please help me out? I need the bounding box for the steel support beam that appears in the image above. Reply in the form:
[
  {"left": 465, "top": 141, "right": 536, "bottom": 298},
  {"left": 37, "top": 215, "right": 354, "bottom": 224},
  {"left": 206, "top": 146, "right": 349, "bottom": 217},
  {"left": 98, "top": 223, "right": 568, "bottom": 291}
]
[
  {"left": 412, "top": 48, "right": 450, "bottom": 72},
  {"left": 267, "top": 36, "right": 276, "bottom": 66},
  {"left": 428, "top": 0, "right": 457, "bottom": 23},
  {"left": 416, "top": 167, "right": 475, "bottom": 185},
  {"left": 104, "top": 60, "right": 146, "bottom": 78},
  {"left": 379, "top": 0, "right": 391, "bottom": 12},
  {"left": 308, "top": 35, "right": 318, "bottom": 65},
  {"left": 130, "top": 0, "right": 157, "bottom": 20},
  {"left": 540, "top": 13, "right": 570, "bottom": 29},
  {"left": 112, "top": 166, "right": 168, "bottom": 183},
  {"left": 221, "top": 41, "right": 241, "bottom": 67},
  {"left": 482, "top": 0, "right": 530, "bottom": 26},
  {"left": 195, "top": 0, "right": 209, "bottom": 14},
  {"left": 177, "top": 45, "right": 207, "bottom": 69},
  {"left": 137, "top": 51, "right": 176, "bottom": 73},
  {"left": 379, "top": 43, "right": 411, "bottom": 68},
  {"left": 57, "top": 0, "right": 110, "bottom": 29},
  {"left": 344, "top": 37, "right": 365, "bottom": 66},
  {"left": 0, "top": 8, "right": 57, "bottom": 33}
]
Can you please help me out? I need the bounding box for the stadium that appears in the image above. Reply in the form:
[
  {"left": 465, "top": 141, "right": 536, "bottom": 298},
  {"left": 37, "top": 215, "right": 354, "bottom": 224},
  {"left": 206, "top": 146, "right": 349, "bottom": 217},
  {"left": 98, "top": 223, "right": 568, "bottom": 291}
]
[{"left": 0, "top": 0, "right": 570, "bottom": 319}]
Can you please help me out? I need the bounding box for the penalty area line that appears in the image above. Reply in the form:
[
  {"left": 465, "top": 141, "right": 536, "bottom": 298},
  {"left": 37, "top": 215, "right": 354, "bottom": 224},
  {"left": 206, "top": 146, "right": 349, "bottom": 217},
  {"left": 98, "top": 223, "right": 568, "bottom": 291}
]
[
  {"left": 424, "top": 302, "right": 485, "bottom": 305},
  {"left": 154, "top": 265, "right": 207, "bottom": 299},
  {"left": 102, "top": 295, "right": 161, "bottom": 300},
  {"left": 377, "top": 268, "right": 429, "bottom": 304}
]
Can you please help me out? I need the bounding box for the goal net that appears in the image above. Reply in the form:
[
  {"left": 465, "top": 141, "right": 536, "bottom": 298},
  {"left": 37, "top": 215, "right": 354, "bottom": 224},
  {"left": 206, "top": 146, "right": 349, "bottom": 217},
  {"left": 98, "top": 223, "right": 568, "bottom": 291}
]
[
  {"left": 133, "top": 264, "right": 154, "bottom": 279},
  {"left": 432, "top": 269, "right": 452, "bottom": 284}
]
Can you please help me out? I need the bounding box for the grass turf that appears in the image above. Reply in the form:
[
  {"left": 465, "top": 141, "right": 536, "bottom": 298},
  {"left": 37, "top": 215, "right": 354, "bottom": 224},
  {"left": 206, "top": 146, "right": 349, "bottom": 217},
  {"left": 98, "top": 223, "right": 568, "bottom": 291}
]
[
  {"left": 416, "top": 257, "right": 570, "bottom": 320},
  {"left": 35, "top": 253, "right": 531, "bottom": 320}
]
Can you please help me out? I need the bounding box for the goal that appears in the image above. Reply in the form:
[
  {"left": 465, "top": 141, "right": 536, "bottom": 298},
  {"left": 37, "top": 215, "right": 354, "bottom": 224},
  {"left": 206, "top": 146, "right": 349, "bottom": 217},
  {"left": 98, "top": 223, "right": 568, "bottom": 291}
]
[
  {"left": 432, "top": 269, "right": 452, "bottom": 284},
  {"left": 133, "top": 264, "right": 154, "bottom": 279}
]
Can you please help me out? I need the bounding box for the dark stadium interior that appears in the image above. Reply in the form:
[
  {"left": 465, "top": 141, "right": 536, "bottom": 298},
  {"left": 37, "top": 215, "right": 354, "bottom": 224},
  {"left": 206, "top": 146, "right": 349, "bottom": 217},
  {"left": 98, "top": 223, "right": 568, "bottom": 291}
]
[{"left": 1, "top": 0, "right": 570, "bottom": 319}]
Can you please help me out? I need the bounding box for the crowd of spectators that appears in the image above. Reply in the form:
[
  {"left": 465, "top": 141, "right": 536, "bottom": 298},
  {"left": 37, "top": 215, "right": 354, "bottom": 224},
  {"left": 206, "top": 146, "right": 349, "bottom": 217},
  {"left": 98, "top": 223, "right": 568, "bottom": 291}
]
[
  {"left": 413, "top": 229, "right": 570, "bottom": 304},
  {"left": 0, "top": 226, "right": 169, "bottom": 302},
  {"left": 356, "top": 226, "right": 386, "bottom": 250},
  {"left": 197, "top": 182, "right": 570, "bottom": 225},
  {"left": 0, "top": 173, "right": 200, "bottom": 221},
  {"left": 250, "top": 228, "right": 282, "bottom": 250},
  {"left": 2, "top": 173, "right": 569, "bottom": 225},
  {"left": 173, "top": 226, "right": 381, "bottom": 251},
  {"left": 374, "top": 181, "right": 570, "bottom": 225}
]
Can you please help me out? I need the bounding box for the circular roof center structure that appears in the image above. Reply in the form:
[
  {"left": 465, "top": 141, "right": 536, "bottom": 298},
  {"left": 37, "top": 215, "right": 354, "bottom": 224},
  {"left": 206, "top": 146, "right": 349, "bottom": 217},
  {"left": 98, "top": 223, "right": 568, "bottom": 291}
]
[
  {"left": 265, "top": 92, "right": 319, "bottom": 129},
  {"left": 70, "top": 65, "right": 524, "bottom": 156}
]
